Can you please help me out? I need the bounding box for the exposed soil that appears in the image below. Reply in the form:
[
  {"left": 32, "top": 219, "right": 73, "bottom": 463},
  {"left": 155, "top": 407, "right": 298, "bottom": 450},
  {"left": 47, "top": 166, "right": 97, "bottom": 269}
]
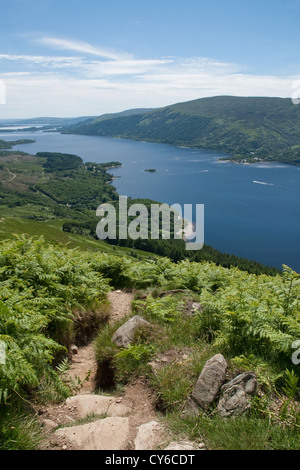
[
  {"left": 107, "top": 290, "right": 135, "bottom": 324},
  {"left": 65, "top": 291, "right": 136, "bottom": 393},
  {"left": 38, "top": 289, "right": 169, "bottom": 451}
]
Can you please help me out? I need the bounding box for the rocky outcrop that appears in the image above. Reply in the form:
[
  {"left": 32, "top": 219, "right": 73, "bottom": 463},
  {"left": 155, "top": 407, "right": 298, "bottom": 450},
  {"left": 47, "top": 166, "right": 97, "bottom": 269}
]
[
  {"left": 112, "top": 315, "right": 151, "bottom": 348},
  {"left": 184, "top": 354, "right": 257, "bottom": 419},
  {"left": 185, "top": 354, "right": 227, "bottom": 415},
  {"left": 217, "top": 371, "right": 257, "bottom": 418}
]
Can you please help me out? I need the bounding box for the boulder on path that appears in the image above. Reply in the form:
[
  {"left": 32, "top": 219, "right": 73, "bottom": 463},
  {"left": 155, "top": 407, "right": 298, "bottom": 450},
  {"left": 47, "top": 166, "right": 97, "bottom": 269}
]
[
  {"left": 55, "top": 417, "right": 129, "bottom": 451},
  {"left": 112, "top": 315, "right": 151, "bottom": 348},
  {"left": 217, "top": 371, "right": 257, "bottom": 418},
  {"left": 66, "top": 395, "right": 131, "bottom": 419},
  {"left": 185, "top": 354, "right": 227, "bottom": 415},
  {"left": 134, "top": 420, "right": 163, "bottom": 451}
]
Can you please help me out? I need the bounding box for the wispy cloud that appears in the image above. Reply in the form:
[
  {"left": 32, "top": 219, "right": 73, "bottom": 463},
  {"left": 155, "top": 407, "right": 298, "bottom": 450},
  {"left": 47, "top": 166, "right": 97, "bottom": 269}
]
[
  {"left": 0, "top": 53, "right": 85, "bottom": 69},
  {"left": 39, "top": 37, "right": 131, "bottom": 61},
  {"left": 0, "top": 50, "right": 172, "bottom": 76}
]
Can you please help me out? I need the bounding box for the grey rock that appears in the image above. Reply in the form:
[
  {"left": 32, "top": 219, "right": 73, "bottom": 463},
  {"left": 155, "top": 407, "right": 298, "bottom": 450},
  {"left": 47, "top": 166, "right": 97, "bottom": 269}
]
[
  {"left": 112, "top": 315, "right": 150, "bottom": 348},
  {"left": 217, "top": 371, "right": 257, "bottom": 418},
  {"left": 185, "top": 354, "right": 227, "bottom": 414}
]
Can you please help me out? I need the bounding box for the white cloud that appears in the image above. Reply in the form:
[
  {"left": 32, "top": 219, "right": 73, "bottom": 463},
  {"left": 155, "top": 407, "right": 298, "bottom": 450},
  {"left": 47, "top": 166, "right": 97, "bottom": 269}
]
[{"left": 0, "top": 37, "right": 299, "bottom": 118}]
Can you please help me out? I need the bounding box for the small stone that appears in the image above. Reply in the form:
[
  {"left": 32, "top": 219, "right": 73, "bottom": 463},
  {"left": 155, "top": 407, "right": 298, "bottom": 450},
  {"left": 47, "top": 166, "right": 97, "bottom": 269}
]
[
  {"left": 160, "top": 357, "right": 168, "bottom": 363},
  {"left": 71, "top": 345, "right": 78, "bottom": 355}
]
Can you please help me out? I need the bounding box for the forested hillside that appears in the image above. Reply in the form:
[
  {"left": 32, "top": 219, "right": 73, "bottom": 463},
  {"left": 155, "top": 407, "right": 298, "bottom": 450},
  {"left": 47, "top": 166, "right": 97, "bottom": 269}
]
[
  {"left": 62, "top": 96, "right": 300, "bottom": 165},
  {"left": 0, "top": 139, "right": 35, "bottom": 150}
]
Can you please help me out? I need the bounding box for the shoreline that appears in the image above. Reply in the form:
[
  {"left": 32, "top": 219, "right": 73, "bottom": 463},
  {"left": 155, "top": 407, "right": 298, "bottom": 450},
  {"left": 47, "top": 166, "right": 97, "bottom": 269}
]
[{"left": 9, "top": 126, "right": 299, "bottom": 167}]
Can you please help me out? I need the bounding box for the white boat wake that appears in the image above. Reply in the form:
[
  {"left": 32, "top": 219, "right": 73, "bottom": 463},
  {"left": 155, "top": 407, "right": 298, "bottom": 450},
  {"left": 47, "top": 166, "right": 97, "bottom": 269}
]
[{"left": 253, "top": 180, "right": 274, "bottom": 186}]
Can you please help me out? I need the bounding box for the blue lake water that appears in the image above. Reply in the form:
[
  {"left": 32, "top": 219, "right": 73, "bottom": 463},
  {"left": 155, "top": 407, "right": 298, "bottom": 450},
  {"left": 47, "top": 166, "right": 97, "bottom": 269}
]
[{"left": 5, "top": 129, "right": 300, "bottom": 272}]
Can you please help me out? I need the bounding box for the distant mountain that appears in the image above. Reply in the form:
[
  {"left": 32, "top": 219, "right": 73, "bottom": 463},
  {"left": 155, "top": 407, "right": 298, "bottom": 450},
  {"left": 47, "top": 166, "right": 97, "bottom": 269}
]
[
  {"left": 0, "top": 109, "right": 156, "bottom": 128},
  {"left": 0, "top": 116, "right": 96, "bottom": 128},
  {"left": 62, "top": 96, "right": 300, "bottom": 165}
]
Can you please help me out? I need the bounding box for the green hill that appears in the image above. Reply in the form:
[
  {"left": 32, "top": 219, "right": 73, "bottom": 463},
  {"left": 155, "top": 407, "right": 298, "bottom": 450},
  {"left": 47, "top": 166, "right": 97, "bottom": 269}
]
[{"left": 62, "top": 96, "right": 300, "bottom": 165}]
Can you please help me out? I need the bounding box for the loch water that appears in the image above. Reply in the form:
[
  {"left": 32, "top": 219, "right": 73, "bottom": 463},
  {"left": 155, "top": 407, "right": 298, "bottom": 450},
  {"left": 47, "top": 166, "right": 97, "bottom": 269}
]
[{"left": 9, "top": 130, "right": 300, "bottom": 272}]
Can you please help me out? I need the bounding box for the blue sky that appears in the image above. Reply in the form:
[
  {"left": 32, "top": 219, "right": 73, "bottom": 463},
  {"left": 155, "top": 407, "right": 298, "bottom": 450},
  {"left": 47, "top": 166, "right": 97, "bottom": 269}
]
[{"left": 1, "top": 0, "right": 300, "bottom": 118}]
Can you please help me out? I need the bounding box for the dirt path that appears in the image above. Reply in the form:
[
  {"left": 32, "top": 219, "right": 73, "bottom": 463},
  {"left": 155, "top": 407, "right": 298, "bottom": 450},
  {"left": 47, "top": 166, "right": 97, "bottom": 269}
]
[
  {"left": 107, "top": 290, "right": 135, "bottom": 324},
  {"left": 7, "top": 170, "right": 16, "bottom": 182},
  {"left": 66, "top": 290, "right": 135, "bottom": 394},
  {"left": 38, "top": 290, "right": 167, "bottom": 451}
]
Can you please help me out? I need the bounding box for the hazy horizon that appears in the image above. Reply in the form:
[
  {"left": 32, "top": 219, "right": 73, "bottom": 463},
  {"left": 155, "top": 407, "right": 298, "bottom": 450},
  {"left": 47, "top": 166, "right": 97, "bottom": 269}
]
[{"left": 0, "top": 94, "right": 298, "bottom": 121}]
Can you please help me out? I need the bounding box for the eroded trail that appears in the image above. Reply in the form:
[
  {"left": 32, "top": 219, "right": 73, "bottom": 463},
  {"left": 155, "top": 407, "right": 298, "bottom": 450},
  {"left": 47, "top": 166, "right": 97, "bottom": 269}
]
[
  {"left": 39, "top": 290, "right": 168, "bottom": 451},
  {"left": 66, "top": 290, "right": 135, "bottom": 394},
  {"left": 107, "top": 290, "right": 135, "bottom": 324}
]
